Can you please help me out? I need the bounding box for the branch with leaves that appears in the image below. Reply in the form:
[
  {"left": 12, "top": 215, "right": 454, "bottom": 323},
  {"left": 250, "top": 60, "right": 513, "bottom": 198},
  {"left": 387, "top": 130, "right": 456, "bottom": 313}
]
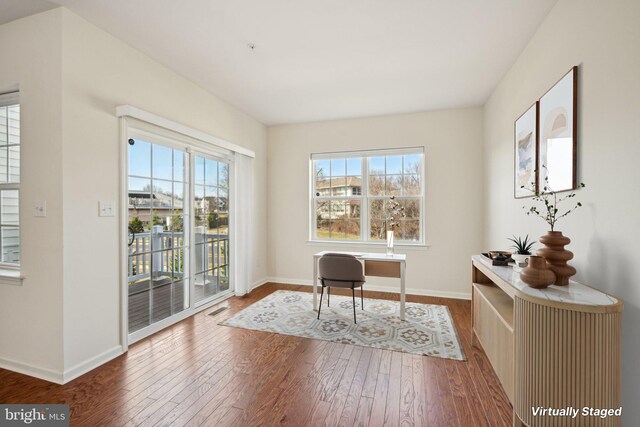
[
  {"left": 386, "top": 195, "right": 406, "bottom": 232},
  {"left": 521, "top": 167, "right": 585, "bottom": 231}
]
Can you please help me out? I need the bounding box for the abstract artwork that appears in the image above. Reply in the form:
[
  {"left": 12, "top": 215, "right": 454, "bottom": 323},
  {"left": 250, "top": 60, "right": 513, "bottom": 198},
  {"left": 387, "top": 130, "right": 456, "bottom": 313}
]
[
  {"left": 514, "top": 102, "right": 538, "bottom": 198},
  {"left": 539, "top": 66, "right": 577, "bottom": 192}
]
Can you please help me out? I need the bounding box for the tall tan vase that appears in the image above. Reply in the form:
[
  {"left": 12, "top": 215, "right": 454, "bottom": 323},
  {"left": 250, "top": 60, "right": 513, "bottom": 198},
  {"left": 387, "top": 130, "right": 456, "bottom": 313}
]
[{"left": 536, "top": 231, "right": 576, "bottom": 286}]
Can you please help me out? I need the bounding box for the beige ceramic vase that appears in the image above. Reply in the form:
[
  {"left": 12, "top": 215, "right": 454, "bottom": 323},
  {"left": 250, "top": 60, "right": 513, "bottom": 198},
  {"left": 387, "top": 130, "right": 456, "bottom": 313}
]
[
  {"left": 520, "top": 256, "right": 556, "bottom": 289},
  {"left": 536, "top": 231, "right": 576, "bottom": 286}
]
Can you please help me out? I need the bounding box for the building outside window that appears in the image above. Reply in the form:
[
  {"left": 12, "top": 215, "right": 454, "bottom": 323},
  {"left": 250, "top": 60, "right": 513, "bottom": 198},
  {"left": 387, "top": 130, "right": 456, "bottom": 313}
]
[{"left": 0, "top": 91, "right": 20, "bottom": 266}]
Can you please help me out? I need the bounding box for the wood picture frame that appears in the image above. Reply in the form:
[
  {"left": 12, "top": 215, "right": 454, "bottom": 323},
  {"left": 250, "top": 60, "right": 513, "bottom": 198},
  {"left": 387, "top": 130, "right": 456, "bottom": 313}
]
[
  {"left": 514, "top": 102, "right": 538, "bottom": 198},
  {"left": 538, "top": 66, "right": 578, "bottom": 193}
]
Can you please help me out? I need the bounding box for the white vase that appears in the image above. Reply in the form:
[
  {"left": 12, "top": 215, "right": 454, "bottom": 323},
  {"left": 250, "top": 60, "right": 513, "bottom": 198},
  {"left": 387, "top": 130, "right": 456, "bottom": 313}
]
[
  {"left": 512, "top": 254, "right": 530, "bottom": 272},
  {"left": 386, "top": 230, "right": 394, "bottom": 256}
]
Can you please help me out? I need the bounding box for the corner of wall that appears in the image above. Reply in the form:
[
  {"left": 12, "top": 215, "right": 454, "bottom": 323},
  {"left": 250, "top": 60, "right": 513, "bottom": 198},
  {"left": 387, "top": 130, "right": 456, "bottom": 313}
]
[{"left": 0, "top": 5, "right": 66, "bottom": 378}]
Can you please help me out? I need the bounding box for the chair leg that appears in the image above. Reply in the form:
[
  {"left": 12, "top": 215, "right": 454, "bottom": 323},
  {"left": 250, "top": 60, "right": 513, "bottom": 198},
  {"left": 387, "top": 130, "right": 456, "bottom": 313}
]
[
  {"left": 327, "top": 286, "right": 330, "bottom": 306},
  {"left": 361, "top": 286, "right": 364, "bottom": 310},
  {"left": 352, "top": 287, "right": 357, "bottom": 324},
  {"left": 318, "top": 286, "right": 324, "bottom": 320}
]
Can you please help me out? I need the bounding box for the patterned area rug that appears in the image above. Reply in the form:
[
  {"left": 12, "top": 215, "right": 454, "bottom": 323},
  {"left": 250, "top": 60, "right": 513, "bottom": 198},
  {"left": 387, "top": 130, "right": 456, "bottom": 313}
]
[{"left": 220, "top": 290, "right": 466, "bottom": 361}]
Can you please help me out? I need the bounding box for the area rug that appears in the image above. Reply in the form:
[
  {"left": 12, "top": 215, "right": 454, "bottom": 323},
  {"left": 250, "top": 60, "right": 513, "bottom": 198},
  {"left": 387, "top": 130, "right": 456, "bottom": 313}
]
[{"left": 220, "top": 290, "right": 466, "bottom": 361}]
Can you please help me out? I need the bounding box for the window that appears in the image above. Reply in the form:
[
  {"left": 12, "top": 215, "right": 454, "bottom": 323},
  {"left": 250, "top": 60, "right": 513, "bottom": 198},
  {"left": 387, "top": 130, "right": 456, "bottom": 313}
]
[
  {"left": 0, "top": 91, "right": 20, "bottom": 266},
  {"left": 311, "top": 148, "right": 424, "bottom": 244}
]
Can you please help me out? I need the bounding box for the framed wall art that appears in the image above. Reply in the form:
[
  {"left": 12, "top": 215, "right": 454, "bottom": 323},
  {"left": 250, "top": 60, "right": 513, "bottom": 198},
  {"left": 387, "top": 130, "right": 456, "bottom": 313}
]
[
  {"left": 514, "top": 102, "right": 538, "bottom": 198},
  {"left": 538, "top": 66, "right": 577, "bottom": 192}
]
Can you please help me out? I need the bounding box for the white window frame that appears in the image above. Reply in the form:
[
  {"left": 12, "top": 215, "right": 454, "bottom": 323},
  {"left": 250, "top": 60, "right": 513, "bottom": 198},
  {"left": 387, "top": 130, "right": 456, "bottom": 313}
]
[
  {"left": 0, "top": 91, "right": 20, "bottom": 271},
  {"left": 309, "top": 147, "right": 426, "bottom": 246}
]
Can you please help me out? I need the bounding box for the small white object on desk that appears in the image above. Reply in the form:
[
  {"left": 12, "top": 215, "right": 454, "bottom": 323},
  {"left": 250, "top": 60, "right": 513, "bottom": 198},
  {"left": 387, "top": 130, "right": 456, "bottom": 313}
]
[{"left": 386, "top": 230, "right": 394, "bottom": 256}]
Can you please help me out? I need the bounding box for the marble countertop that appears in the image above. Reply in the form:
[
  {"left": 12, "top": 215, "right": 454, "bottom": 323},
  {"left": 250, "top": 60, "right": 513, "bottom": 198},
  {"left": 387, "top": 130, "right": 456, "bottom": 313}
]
[{"left": 472, "top": 255, "right": 619, "bottom": 307}]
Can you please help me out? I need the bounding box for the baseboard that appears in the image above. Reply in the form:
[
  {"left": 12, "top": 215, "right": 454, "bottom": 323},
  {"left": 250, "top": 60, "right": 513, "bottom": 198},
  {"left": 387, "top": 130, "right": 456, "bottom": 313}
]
[
  {"left": 265, "top": 277, "right": 471, "bottom": 300},
  {"left": 250, "top": 277, "right": 270, "bottom": 291},
  {"left": 0, "top": 355, "right": 64, "bottom": 384},
  {"left": 62, "top": 345, "right": 124, "bottom": 383},
  {"left": 267, "top": 277, "right": 314, "bottom": 286}
]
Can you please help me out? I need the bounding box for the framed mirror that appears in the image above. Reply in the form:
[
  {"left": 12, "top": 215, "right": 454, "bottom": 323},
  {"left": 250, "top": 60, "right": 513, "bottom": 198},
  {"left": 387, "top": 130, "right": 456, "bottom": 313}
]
[{"left": 538, "top": 66, "right": 577, "bottom": 193}]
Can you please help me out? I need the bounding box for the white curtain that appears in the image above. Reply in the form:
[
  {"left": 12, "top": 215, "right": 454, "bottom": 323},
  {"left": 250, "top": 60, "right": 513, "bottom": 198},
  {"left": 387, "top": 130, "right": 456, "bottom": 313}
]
[{"left": 234, "top": 153, "right": 254, "bottom": 296}]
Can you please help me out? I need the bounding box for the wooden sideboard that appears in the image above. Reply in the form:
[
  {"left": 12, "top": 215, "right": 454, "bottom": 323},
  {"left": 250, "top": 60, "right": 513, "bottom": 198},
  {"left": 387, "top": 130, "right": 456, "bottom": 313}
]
[{"left": 471, "top": 255, "right": 623, "bottom": 427}]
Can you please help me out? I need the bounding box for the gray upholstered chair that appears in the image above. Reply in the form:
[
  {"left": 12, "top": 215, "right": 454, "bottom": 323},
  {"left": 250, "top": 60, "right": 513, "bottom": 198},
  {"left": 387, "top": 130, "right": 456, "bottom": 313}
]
[{"left": 318, "top": 253, "right": 365, "bottom": 323}]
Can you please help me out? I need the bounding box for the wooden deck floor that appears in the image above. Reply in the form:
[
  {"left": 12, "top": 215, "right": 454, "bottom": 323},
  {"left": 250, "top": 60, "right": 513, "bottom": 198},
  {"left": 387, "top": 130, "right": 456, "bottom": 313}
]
[
  {"left": 129, "top": 279, "right": 230, "bottom": 333},
  {"left": 0, "top": 283, "right": 512, "bottom": 426}
]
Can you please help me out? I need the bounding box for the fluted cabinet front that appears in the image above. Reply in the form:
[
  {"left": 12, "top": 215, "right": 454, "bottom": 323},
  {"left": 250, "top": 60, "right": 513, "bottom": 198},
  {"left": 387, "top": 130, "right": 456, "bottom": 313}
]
[{"left": 514, "top": 297, "right": 621, "bottom": 427}]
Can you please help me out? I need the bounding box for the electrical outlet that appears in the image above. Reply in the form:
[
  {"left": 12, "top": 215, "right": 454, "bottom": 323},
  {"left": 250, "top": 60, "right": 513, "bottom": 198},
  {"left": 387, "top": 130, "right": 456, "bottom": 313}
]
[{"left": 99, "top": 201, "right": 115, "bottom": 217}]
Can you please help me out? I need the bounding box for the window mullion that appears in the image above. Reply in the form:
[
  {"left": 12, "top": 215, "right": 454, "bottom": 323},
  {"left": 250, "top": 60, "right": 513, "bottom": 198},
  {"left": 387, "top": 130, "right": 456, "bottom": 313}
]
[
  {"left": 0, "top": 189, "right": 3, "bottom": 258},
  {"left": 315, "top": 196, "right": 356, "bottom": 201},
  {"left": 310, "top": 160, "right": 315, "bottom": 241},
  {"left": 5, "top": 111, "right": 8, "bottom": 183},
  {"left": 314, "top": 198, "right": 319, "bottom": 240},
  {"left": 361, "top": 156, "right": 368, "bottom": 242}
]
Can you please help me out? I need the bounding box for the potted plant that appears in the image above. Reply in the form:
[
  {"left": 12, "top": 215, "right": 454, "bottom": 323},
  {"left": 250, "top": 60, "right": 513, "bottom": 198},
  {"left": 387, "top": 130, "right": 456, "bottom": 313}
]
[
  {"left": 507, "top": 235, "right": 535, "bottom": 271},
  {"left": 521, "top": 169, "right": 585, "bottom": 285}
]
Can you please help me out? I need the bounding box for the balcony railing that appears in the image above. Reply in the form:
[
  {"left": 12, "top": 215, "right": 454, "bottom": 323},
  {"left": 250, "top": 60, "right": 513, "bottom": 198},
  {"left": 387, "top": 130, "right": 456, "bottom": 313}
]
[{"left": 127, "top": 225, "right": 229, "bottom": 287}]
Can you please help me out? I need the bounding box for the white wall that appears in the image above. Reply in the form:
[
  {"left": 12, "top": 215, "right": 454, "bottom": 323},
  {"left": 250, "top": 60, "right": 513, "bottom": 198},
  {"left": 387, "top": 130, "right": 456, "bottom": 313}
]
[
  {"left": 267, "top": 108, "right": 484, "bottom": 298},
  {"left": 60, "top": 9, "right": 268, "bottom": 373},
  {"left": 483, "top": 0, "right": 640, "bottom": 421},
  {"left": 0, "top": 8, "right": 268, "bottom": 380},
  {"left": 0, "top": 9, "right": 65, "bottom": 380}
]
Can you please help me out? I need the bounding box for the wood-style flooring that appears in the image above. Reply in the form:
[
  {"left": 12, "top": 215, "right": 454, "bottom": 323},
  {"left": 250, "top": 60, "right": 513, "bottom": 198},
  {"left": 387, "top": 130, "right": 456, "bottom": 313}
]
[{"left": 0, "top": 283, "right": 512, "bottom": 426}]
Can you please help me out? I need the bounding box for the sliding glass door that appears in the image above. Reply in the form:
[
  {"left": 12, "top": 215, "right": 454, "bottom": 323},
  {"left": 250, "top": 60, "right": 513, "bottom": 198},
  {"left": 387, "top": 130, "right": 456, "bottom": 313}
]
[
  {"left": 193, "top": 153, "right": 231, "bottom": 306},
  {"left": 126, "top": 133, "right": 233, "bottom": 339},
  {"left": 127, "top": 138, "right": 189, "bottom": 334}
]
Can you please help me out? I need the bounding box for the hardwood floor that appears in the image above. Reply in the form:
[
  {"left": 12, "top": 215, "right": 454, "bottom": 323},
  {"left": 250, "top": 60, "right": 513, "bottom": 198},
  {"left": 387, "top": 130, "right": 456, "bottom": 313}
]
[{"left": 0, "top": 283, "right": 512, "bottom": 426}]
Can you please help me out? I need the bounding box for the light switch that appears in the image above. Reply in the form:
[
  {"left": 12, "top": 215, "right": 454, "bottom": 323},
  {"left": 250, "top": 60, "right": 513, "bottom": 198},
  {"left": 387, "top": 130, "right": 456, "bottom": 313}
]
[
  {"left": 34, "top": 200, "right": 46, "bottom": 217},
  {"left": 99, "top": 201, "right": 115, "bottom": 217}
]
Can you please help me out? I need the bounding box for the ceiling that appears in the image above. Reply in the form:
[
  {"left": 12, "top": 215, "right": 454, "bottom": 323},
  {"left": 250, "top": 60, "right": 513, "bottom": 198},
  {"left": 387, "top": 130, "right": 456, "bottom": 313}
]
[
  {"left": 0, "top": 0, "right": 57, "bottom": 26},
  {"left": 16, "top": 0, "right": 557, "bottom": 125}
]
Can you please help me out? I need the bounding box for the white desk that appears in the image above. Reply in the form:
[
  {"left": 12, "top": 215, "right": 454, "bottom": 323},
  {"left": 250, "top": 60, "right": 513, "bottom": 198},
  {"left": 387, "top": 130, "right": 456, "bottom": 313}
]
[{"left": 313, "top": 251, "right": 407, "bottom": 320}]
